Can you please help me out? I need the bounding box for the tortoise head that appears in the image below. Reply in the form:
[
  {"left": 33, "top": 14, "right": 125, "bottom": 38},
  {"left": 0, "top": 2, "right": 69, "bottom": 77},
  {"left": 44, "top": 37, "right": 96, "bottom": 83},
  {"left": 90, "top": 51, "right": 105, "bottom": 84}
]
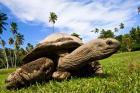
[{"left": 88, "top": 38, "right": 120, "bottom": 59}]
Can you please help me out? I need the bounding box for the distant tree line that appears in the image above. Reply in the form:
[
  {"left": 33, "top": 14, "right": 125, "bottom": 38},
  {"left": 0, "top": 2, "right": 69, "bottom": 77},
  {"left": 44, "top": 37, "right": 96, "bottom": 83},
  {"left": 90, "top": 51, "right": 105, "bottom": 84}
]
[
  {"left": 91, "top": 23, "right": 140, "bottom": 52},
  {"left": 0, "top": 11, "right": 58, "bottom": 69},
  {"left": 0, "top": 11, "right": 34, "bottom": 69}
]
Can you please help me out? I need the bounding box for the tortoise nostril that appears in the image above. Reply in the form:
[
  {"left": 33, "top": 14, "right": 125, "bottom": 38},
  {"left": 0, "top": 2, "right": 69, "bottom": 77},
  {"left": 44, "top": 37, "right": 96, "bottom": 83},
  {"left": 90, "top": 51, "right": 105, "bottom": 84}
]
[{"left": 106, "top": 40, "right": 113, "bottom": 45}]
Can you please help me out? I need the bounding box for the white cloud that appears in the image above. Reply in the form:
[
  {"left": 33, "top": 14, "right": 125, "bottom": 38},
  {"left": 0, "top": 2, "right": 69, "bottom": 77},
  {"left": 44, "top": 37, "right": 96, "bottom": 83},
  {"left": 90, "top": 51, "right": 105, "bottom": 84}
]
[{"left": 0, "top": 0, "right": 140, "bottom": 42}]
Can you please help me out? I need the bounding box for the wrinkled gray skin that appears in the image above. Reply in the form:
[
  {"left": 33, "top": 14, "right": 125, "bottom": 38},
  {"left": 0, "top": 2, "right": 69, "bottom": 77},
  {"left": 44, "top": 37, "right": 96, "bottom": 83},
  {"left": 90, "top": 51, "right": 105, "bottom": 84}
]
[
  {"left": 5, "top": 37, "right": 120, "bottom": 89},
  {"left": 52, "top": 38, "right": 120, "bottom": 80},
  {"left": 5, "top": 57, "right": 54, "bottom": 89}
]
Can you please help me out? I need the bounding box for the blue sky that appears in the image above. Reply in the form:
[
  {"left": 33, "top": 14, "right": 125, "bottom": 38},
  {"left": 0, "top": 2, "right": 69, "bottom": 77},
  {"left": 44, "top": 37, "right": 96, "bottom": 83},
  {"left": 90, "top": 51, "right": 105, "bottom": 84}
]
[{"left": 0, "top": 0, "right": 140, "bottom": 48}]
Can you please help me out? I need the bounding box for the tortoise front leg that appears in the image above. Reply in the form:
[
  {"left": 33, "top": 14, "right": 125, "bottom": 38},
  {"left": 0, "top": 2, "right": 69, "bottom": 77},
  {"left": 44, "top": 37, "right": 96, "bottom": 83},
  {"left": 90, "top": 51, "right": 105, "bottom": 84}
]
[
  {"left": 69, "top": 61, "right": 103, "bottom": 77},
  {"left": 88, "top": 61, "right": 103, "bottom": 76}
]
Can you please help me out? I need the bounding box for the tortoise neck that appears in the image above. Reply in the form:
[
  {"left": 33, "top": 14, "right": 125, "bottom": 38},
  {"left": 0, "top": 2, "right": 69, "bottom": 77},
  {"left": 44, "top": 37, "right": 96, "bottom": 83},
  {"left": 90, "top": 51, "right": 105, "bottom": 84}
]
[{"left": 56, "top": 50, "right": 69, "bottom": 57}]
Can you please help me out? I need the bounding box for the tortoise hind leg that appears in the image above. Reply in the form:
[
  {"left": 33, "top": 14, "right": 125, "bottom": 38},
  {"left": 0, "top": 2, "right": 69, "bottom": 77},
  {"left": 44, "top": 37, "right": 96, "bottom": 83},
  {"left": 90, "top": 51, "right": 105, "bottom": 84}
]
[{"left": 5, "top": 57, "right": 54, "bottom": 89}]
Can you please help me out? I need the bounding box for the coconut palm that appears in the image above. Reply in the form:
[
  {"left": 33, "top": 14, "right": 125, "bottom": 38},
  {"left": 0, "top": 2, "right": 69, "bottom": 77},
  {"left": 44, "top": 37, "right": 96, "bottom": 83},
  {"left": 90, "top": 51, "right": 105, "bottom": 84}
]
[
  {"left": 8, "top": 37, "right": 14, "bottom": 45},
  {"left": 26, "top": 43, "right": 34, "bottom": 53},
  {"left": 10, "top": 22, "right": 17, "bottom": 35},
  {"left": 119, "top": 23, "right": 124, "bottom": 29},
  {"left": 0, "top": 12, "right": 8, "bottom": 34},
  {"left": 99, "top": 29, "right": 114, "bottom": 38},
  {"left": 10, "top": 22, "right": 18, "bottom": 67},
  {"left": 114, "top": 28, "right": 118, "bottom": 32},
  {"left": 91, "top": 28, "right": 99, "bottom": 33},
  {"left": 8, "top": 37, "right": 14, "bottom": 67},
  {"left": 138, "top": 6, "right": 140, "bottom": 15},
  {"left": 95, "top": 28, "right": 99, "bottom": 33},
  {"left": 71, "top": 33, "right": 82, "bottom": 40},
  {"left": 15, "top": 33, "right": 24, "bottom": 46},
  {"left": 49, "top": 12, "right": 57, "bottom": 32},
  {"left": 0, "top": 39, "right": 9, "bottom": 69},
  {"left": 0, "top": 12, "right": 9, "bottom": 69},
  {"left": 14, "top": 33, "right": 24, "bottom": 67}
]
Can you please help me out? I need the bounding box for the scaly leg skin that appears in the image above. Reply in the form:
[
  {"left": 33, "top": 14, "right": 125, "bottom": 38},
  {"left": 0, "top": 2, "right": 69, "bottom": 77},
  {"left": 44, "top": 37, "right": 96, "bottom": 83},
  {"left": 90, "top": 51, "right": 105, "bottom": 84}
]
[
  {"left": 88, "top": 61, "right": 103, "bottom": 76},
  {"left": 52, "top": 71, "right": 71, "bottom": 81},
  {"left": 5, "top": 57, "right": 54, "bottom": 90}
]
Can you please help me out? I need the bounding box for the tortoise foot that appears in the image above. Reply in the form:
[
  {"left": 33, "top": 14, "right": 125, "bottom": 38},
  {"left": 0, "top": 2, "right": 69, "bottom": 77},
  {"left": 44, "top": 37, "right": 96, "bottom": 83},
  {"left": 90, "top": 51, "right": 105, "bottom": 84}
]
[{"left": 52, "top": 71, "right": 71, "bottom": 81}]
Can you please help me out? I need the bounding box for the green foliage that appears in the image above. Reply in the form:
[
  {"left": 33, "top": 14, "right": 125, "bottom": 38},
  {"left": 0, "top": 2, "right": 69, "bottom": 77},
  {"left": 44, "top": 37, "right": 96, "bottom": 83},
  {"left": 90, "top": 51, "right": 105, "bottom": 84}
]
[
  {"left": 49, "top": 12, "right": 57, "bottom": 32},
  {"left": 132, "top": 43, "right": 140, "bottom": 51},
  {"left": 26, "top": 43, "right": 34, "bottom": 53},
  {"left": 122, "top": 34, "right": 133, "bottom": 52},
  {"left": 8, "top": 38, "right": 14, "bottom": 45},
  {"left": 114, "top": 27, "right": 119, "bottom": 32},
  {"left": 99, "top": 29, "right": 114, "bottom": 38},
  {"left": 49, "top": 12, "right": 57, "bottom": 24},
  {"left": 119, "top": 23, "right": 124, "bottom": 29},
  {"left": 71, "top": 33, "right": 82, "bottom": 40},
  {"left": 0, "top": 11, "right": 8, "bottom": 34},
  {"left": 0, "top": 12, "right": 28, "bottom": 69},
  {"left": 15, "top": 33, "right": 24, "bottom": 46},
  {"left": 91, "top": 28, "right": 99, "bottom": 33},
  {"left": 116, "top": 26, "right": 140, "bottom": 52},
  {"left": 138, "top": 6, "right": 140, "bottom": 14},
  {"left": 10, "top": 22, "right": 17, "bottom": 34},
  {"left": 0, "top": 51, "right": 140, "bottom": 93}
]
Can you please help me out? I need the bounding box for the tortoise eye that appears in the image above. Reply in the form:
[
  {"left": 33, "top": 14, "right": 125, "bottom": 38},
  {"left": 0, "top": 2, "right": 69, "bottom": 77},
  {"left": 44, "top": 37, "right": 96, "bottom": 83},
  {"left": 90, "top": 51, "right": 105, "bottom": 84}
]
[{"left": 106, "top": 40, "right": 113, "bottom": 45}]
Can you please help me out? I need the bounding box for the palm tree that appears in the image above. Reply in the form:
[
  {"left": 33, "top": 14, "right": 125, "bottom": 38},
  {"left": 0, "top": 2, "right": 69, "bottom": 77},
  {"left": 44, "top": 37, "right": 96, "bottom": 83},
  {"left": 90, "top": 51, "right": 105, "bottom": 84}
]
[
  {"left": 0, "top": 12, "right": 9, "bottom": 69},
  {"left": 15, "top": 33, "right": 24, "bottom": 46},
  {"left": 71, "top": 33, "right": 82, "bottom": 40},
  {"left": 138, "top": 6, "right": 140, "bottom": 15},
  {"left": 49, "top": 12, "right": 57, "bottom": 32},
  {"left": 10, "top": 22, "right": 17, "bottom": 35},
  {"left": 95, "top": 28, "right": 99, "bottom": 33},
  {"left": 14, "top": 33, "right": 24, "bottom": 67},
  {"left": 114, "top": 28, "right": 118, "bottom": 32},
  {"left": 99, "top": 29, "right": 114, "bottom": 38},
  {"left": 91, "top": 28, "right": 99, "bottom": 33},
  {"left": 8, "top": 37, "right": 14, "bottom": 45},
  {"left": 0, "top": 39, "right": 9, "bottom": 69},
  {"left": 119, "top": 23, "right": 124, "bottom": 29},
  {"left": 0, "top": 12, "right": 8, "bottom": 34},
  {"left": 10, "top": 22, "right": 18, "bottom": 67},
  {"left": 8, "top": 37, "right": 14, "bottom": 67},
  {"left": 26, "top": 43, "right": 34, "bottom": 53}
]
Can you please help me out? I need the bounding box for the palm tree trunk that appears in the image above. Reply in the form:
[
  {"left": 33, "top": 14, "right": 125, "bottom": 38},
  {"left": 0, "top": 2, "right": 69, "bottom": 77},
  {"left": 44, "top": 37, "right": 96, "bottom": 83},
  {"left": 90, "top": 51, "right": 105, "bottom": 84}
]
[
  {"left": 53, "top": 23, "right": 54, "bottom": 32},
  {"left": 0, "top": 58, "right": 6, "bottom": 68},
  {"left": 2, "top": 46, "right": 9, "bottom": 69},
  {"left": 9, "top": 49, "right": 14, "bottom": 67},
  {"left": 14, "top": 48, "right": 17, "bottom": 68}
]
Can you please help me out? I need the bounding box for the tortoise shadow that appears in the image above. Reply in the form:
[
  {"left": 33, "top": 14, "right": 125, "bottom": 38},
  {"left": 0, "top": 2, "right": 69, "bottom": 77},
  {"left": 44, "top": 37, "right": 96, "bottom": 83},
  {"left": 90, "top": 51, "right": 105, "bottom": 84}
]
[{"left": 6, "top": 73, "right": 111, "bottom": 90}]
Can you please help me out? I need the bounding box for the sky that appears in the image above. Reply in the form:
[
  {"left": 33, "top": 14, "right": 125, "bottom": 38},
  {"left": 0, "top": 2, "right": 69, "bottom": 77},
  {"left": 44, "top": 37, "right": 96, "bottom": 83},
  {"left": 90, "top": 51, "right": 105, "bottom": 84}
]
[{"left": 0, "top": 0, "right": 140, "bottom": 48}]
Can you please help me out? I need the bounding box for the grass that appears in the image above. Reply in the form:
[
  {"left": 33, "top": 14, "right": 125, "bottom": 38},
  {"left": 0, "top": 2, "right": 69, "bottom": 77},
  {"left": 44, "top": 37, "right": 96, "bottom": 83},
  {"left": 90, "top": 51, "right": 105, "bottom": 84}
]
[{"left": 0, "top": 51, "right": 140, "bottom": 93}]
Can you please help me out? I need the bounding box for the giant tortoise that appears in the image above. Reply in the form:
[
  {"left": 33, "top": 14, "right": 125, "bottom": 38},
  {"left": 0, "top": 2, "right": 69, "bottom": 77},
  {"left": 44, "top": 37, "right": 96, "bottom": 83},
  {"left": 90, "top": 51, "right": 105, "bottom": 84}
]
[{"left": 5, "top": 33, "right": 120, "bottom": 89}]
